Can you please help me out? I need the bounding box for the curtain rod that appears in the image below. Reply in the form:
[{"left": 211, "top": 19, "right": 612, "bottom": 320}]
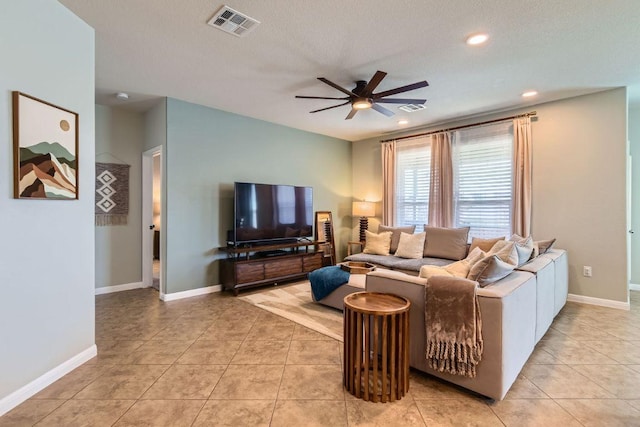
[{"left": 379, "top": 111, "right": 537, "bottom": 143}]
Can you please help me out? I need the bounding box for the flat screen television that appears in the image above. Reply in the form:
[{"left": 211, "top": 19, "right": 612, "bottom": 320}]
[{"left": 233, "top": 182, "right": 313, "bottom": 245}]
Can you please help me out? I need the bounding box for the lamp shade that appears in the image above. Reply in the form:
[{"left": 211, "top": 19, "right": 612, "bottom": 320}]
[{"left": 352, "top": 201, "right": 375, "bottom": 217}]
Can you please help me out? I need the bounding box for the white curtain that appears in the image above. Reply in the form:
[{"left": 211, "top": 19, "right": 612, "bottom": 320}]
[
  {"left": 381, "top": 141, "right": 396, "bottom": 226},
  {"left": 428, "top": 132, "right": 454, "bottom": 227},
  {"left": 512, "top": 117, "right": 532, "bottom": 236}
]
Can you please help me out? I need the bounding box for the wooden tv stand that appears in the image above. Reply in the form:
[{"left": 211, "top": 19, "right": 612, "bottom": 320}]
[{"left": 219, "top": 241, "right": 323, "bottom": 295}]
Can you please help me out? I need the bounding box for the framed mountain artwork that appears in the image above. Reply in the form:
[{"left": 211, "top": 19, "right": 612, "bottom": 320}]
[{"left": 12, "top": 91, "right": 79, "bottom": 199}]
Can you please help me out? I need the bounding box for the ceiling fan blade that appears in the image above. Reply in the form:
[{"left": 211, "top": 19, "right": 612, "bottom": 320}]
[
  {"left": 296, "top": 95, "right": 350, "bottom": 100},
  {"left": 374, "top": 98, "right": 426, "bottom": 104},
  {"left": 373, "top": 80, "right": 429, "bottom": 99},
  {"left": 318, "top": 77, "right": 358, "bottom": 97},
  {"left": 362, "top": 70, "right": 387, "bottom": 97},
  {"left": 371, "top": 103, "right": 395, "bottom": 117},
  {"left": 309, "top": 101, "right": 350, "bottom": 113},
  {"left": 345, "top": 108, "right": 358, "bottom": 120}
]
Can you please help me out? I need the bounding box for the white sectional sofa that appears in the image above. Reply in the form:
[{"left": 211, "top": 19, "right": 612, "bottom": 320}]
[
  {"left": 365, "top": 249, "right": 568, "bottom": 400},
  {"left": 315, "top": 225, "right": 568, "bottom": 400}
]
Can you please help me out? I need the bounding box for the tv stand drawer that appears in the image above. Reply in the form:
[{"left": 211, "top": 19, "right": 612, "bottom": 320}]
[
  {"left": 236, "top": 263, "right": 265, "bottom": 283},
  {"left": 264, "top": 257, "right": 303, "bottom": 279}
]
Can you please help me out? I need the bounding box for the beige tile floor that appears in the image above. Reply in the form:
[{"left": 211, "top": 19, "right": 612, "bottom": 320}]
[{"left": 1, "top": 289, "right": 639, "bottom": 426}]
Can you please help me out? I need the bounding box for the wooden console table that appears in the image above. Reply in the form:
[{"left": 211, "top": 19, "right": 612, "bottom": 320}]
[
  {"left": 343, "top": 292, "right": 411, "bottom": 402},
  {"left": 219, "top": 241, "right": 323, "bottom": 295}
]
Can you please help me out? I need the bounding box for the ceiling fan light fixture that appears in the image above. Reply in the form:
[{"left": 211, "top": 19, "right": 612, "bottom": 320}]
[
  {"left": 466, "top": 33, "right": 489, "bottom": 46},
  {"left": 352, "top": 98, "right": 372, "bottom": 110}
]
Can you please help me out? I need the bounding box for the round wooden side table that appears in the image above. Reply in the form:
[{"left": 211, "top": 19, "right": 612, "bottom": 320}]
[{"left": 343, "top": 291, "right": 411, "bottom": 402}]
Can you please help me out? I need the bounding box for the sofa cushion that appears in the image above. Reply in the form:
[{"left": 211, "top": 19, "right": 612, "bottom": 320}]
[
  {"left": 394, "top": 232, "right": 426, "bottom": 259},
  {"left": 378, "top": 225, "right": 416, "bottom": 253},
  {"left": 509, "top": 234, "right": 534, "bottom": 266},
  {"left": 363, "top": 230, "right": 392, "bottom": 255},
  {"left": 344, "top": 253, "right": 452, "bottom": 272},
  {"left": 423, "top": 226, "right": 470, "bottom": 260},
  {"left": 469, "top": 237, "right": 504, "bottom": 253}
]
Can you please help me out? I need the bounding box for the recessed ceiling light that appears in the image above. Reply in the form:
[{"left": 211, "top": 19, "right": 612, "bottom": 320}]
[
  {"left": 115, "top": 92, "right": 129, "bottom": 101},
  {"left": 522, "top": 91, "right": 538, "bottom": 98},
  {"left": 398, "top": 119, "right": 409, "bottom": 125},
  {"left": 466, "top": 33, "right": 489, "bottom": 46}
]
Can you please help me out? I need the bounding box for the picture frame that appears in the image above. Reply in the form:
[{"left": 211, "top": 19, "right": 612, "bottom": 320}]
[{"left": 12, "top": 91, "right": 79, "bottom": 199}]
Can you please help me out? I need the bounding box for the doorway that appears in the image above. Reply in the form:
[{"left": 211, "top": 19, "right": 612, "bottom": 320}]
[{"left": 142, "top": 146, "right": 162, "bottom": 295}]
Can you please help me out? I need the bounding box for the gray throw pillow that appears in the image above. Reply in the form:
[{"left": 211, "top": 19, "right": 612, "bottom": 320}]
[
  {"left": 467, "top": 254, "right": 516, "bottom": 287},
  {"left": 423, "top": 226, "right": 470, "bottom": 260}
]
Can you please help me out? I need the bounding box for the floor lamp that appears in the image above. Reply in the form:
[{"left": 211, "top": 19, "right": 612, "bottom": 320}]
[{"left": 352, "top": 201, "right": 375, "bottom": 242}]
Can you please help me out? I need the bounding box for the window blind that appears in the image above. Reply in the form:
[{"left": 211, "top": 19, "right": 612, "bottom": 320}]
[
  {"left": 395, "top": 138, "right": 431, "bottom": 228},
  {"left": 453, "top": 122, "right": 513, "bottom": 239}
]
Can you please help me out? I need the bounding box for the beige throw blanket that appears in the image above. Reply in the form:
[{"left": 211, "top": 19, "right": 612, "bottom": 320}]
[{"left": 425, "top": 276, "right": 483, "bottom": 378}]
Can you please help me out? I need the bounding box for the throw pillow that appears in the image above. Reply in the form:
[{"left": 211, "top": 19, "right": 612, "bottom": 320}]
[
  {"left": 363, "top": 230, "right": 392, "bottom": 255},
  {"left": 509, "top": 234, "right": 534, "bottom": 266},
  {"left": 467, "top": 255, "right": 516, "bottom": 287},
  {"left": 487, "top": 240, "right": 518, "bottom": 266},
  {"left": 536, "top": 238, "right": 556, "bottom": 254},
  {"left": 419, "top": 265, "right": 453, "bottom": 279},
  {"left": 465, "top": 247, "right": 486, "bottom": 266},
  {"left": 423, "top": 226, "right": 470, "bottom": 260},
  {"left": 469, "top": 237, "right": 504, "bottom": 253},
  {"left": 443, "top": 259, "right": 473, "bottom": 277},
  {"left": 394, "top": 232, "right": 426, "bottom": 259},
  {"left": 378, "top": 225, "right": 416, "bottom": 253}
]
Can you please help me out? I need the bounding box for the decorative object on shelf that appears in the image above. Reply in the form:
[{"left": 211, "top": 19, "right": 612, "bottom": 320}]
[
  {"left": 353, "top": 201, "right": 375, "bottom": 242},
  {"left": 12, "top": 91, "right": 79, "bottom": 199},
  {"left": 315, "top": 211, "right": 336, "bottom": 266},
  {"left": 95, "top": 162, "right": 130, "bottom": 225}
]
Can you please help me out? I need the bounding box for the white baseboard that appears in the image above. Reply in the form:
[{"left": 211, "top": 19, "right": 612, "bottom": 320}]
[
  {"left": 160, "top": 285, "right": 222, "bottom": 302},
  {"left": 95, "top": 281, "right": 145, "bottom": 295},
  {"left": 0, "top": 344, "right": 97, "bottom": 417},
  {"left": 630, "top": 283, "right": 640, "bottom": 291},
  {"left": 567, "top": 293, "right": 630, "bottom": 311}
]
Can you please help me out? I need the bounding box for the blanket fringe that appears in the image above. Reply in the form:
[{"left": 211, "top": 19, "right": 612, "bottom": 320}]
[
  {"left": 95, "top": 214, "right": 128, "bottom": 226},
  {"left": 426, "top": 338, "right": 483, "bottom": 378}
]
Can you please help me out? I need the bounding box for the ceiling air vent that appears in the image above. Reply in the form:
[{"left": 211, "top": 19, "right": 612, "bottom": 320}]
[
  {"left": 207, "top": 5, "right": 260, "bottom": 37},
  {"left": 398, "top": 104, "right": 427, "bottom": 113}
]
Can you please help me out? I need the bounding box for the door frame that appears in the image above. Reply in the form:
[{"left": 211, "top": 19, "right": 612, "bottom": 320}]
[{"left": 142, "top": 146, "right": 163, "bottom": 295}]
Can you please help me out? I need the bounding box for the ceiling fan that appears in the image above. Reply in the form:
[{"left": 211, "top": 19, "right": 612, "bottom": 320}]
[{"left": 295, "top": 70, "right": 428, "bottom": 120}]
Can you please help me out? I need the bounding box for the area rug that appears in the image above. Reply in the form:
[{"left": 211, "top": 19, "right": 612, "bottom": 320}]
[{"left": 239, "top": 281, "right": 344, "bottom": 341}]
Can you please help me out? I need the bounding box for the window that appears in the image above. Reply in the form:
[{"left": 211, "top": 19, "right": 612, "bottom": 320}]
[
  {"left": 453, "top": 123, "right": 513, "bottom": 239},
  {"left": 395, "top": 138, "right": 431, "bottom": 228},
  {"left": 393, "top": 122, "right": 514, "bottom": 239}
]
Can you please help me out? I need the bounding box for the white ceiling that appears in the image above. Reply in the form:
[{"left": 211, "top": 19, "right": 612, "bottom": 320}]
[{"left": 59, "top": 0, "right": 640, "bottom": 141}]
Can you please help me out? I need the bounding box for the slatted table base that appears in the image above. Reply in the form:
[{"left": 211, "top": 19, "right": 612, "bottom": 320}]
[{"left": 343, "top": 292, "right": 410, "bottom": 403}]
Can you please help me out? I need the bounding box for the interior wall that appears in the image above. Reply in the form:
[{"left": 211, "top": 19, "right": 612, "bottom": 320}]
[
  {"left": 352, "top": 88, "right": 629, "bottom": 303},
  {"left": 0, "top": 0, "right": 95, "bottom": 405},
  {"left": 143, "top": 99, "right": 167, "bottom": 289},
  {"left": 165, "top": 98, "right": 352, "bottom": 294},
  {"left": 95, "top": 105, "right": 144, "bottom": 288},
  {"left": 629, "top": 106, "right": 640, "bottom": 285}
]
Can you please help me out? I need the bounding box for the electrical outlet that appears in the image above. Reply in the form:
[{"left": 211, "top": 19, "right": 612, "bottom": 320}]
[{"left": 583, "top": 266, "right": 592, "bottom": 277}]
